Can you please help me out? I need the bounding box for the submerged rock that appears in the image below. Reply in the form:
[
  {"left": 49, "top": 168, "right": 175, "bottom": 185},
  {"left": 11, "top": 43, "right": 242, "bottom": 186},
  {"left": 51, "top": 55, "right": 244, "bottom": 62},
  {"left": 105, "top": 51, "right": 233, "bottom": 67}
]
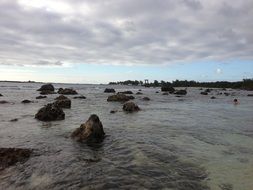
[
  {"left": 110, "top": 110, "right": 117, "bottom": 114},
  {"left": 37, "top": 84, "right": 54, "bottom": 92},
  {"left": 54, "top": 98, "right": 71, "bottom": 109},
  {"left": 104, "top": 88, "right": 115, "bottom": 93},
  {"left": 71, "top": 114, "right": 105, "bottom": 142},
  {"left": 156, "top": 91, "right": 159, "bottom": 93},
  {"left": 123, "top": 101, "right": 140, "bottom": 112},
  {"left": 10, "top": 118, "right": 18, "bottom": 122},
  {"left": 136, "top": 92, "right": 143, "bottom": 95},
  {"left": 143, "top": 97, "right": 150, "bottom": 101},
  {"left": 55, "top": 95, "right": 68, "bottom": 100},
  {"left": 247, "top": 94, "right": 253, "bottom": 97},
  {"left": 73, "top": 95, "right": 86, "bottom": 99},
  {"left": 174, "top": 90, "right": 187, "bottom": 95},
  {"left": 0, "top": 148, "right": 32, "bottom": 170},
  {"left": 200, "top": 92, "right": 208, "bottom": 95},
  {"left": 161, "top": 86, "right": 175, "bottom": 93},
  {"left": 162, "top": 92, "right": 169, "bottom": 95},
  {"left": 21, "top": 100, "right": 33, "bottom": 104},
  {"left": 35, "top": 103, "right": 65, "bottom": 121},
  {"left": 40, "top": 90, "right": 56, "bottom": 95},
  {"left": 224, "top": 92, "right": 230, "bottom": 96},
  {"left": 210, "top": 96, "right": 216, "bottom": 99},
  {"left": 58, "top": 88, "right": 78, "bottom": 95},
  {"left": 107, "top": 93, "right": 131, "bottom": 102},
  {"left": 0, "top": 93, "right": 3, "bottom": 96},
  {"left": 36, "top": 95, "right": 47, "bottom": 99},
  {"left": 118, "top": 91, "right": 133, "bottom": 94},
  {"left": 0, "top": 100, "right": 9, "bottom": 104}
]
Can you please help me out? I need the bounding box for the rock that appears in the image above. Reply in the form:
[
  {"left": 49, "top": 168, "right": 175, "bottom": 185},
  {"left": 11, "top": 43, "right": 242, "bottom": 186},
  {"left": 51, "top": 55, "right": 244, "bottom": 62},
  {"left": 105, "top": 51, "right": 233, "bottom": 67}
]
[
  {"left": 138, "top": 89, "right": 142, "bottom": 91},
  {"left": 118, "top": 91, "right": 133, "bottom": 94},
  {"left": 143, "top": 97, "right": 150, "bottom": 101},
  {"left": 55, "top": 95, "right": 68, "bottom": 100},
  {"left": 110, "top": 110, "right": 117, "bottom": 114},
  {"left": 0, "top": 148, "right": 32, "bottom": 170},
  {"left": 224, "top": 92, "right": 230, "bottom": 96},
  {"left": 174, "top": 90, "right": 187, "bottom": 95},
  {"left": 136, "top": 92, "right": 143, "bottom": 95},
  {"left": 107, "top": 94, "right": 131, "bottom": 102},
  {"left": 161, "top": 86, "right": 175, "bottom": 93},
  {"left": 54, "top": 98, "right": 71, "bottom": 109},
  {"left": 0, "top": 93, "right": 3, "bottom": 96},
  {"left": 104, "top": 88, "right": 115, "bottom": 93},
  {"left": 156, "top": 91, "right": 159, "bottom": 93},
  {"left": 37, "top": 84, "right": 54, "bottom": 92},
  {"left": 200, "top": 92, "right": 208, "bottom": 95},
  {"left": 36, "top": 95, "right": 47, "bottom": 99},
  {"left": 128, "top": 95, "right": 135, "bottom": 100},
  {"left": 40, "top": 90, "right": 56, "bottom": 95},
  {"left": 123, "top": 101, "right": 140, "bottom": 112},
  {"left": 21, "top": 100, "right": 32, "bottom": 104},
  {"left": 35, "top": 103, "right": 65, "bottom": 121},
  {"left": 162, "top": 92, "right": 169, "bottom": 95},
  {"left": 73, "top": 95, "right": 86, "bottom": 99},
  {"left": 71, "top": 114, "right": 105, "bottom": 142},
  {"left": 10, "top": 118, "right": 18, "bottom": 122},
  {"left": 0, "top": 100, "right": 9, "bottom": 104},
  {"left": 205, "top": 89, "right": 212, "bottom": 93},
  {"left": 58, "top": 88, "right": 78, "bottom": 95},
  {"left": 211, "top": 96, "right": 216, "bottom": 99},
  {"left": 247, "top": 94, "right": 253, "bottom": 97}
]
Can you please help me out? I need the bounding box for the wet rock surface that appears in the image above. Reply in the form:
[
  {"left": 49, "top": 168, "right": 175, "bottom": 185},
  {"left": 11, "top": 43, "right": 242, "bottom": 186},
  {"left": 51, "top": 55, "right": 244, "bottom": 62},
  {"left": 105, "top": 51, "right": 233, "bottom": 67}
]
[
  {"left": 104, "top": 88, "right": 116, "bottom": 93},
  {"left": 54, "top": 98, "right": 71, "bottom": 109},
  {"left": 71, "top": 114, "right": 105, "bottom": 142},
  {"left": 35, "top": 103, "right": 65, "bottom": 121},
  {"left": 0, "top": 148, "right": 32, "bottom": 170},
  {"left": 58, "top": 88, "right": 78, "bottom": 95},
  {"left": 123, "top": 101, "right": 140, "bottom": 112}
]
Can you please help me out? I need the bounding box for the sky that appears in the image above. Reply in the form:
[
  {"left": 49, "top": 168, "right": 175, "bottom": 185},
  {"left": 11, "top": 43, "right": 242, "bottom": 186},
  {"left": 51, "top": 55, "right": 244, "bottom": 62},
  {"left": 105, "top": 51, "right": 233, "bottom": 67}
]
[{"left": 0, "top": 0, "right": 252, "bottom": 83}]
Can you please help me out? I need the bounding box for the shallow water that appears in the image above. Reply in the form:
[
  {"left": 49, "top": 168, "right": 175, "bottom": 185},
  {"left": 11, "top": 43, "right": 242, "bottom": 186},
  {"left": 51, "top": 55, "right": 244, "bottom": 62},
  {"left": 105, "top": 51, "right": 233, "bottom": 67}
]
[{"left": 0, "top": 82, "right": 253, "bottom": 190}]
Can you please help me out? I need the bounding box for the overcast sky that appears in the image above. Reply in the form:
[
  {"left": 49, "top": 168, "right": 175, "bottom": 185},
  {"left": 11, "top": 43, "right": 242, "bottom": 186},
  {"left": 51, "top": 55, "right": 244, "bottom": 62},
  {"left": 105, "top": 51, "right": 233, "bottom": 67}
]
[{"left": 0, "top": 0, "right": 252, "bottom": 83}]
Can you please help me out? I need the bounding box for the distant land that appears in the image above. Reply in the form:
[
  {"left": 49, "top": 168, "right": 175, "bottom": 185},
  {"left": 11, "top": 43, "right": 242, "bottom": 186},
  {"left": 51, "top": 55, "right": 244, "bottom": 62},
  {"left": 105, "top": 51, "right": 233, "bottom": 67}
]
[{"left": 109, "top": 79, "right": 253, "bottom": 90}]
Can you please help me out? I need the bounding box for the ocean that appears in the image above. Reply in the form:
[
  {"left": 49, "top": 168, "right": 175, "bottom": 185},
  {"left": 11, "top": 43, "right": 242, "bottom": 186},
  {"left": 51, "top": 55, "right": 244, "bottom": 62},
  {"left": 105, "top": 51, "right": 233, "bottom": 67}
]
[{"left": 0, "top": 82, "right": 253, "bottom": 190}]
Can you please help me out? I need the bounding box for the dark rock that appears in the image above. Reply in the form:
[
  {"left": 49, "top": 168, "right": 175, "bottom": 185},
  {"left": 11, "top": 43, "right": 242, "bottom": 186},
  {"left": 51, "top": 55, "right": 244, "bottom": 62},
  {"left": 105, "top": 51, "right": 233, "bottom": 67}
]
[
  {"left": 0, "top": 93, "right": 3, "bottom": 96},
  {"left": 123, "top": 101, "right": 140, "bottom": 112},
  {"left": 35, "top": 103, "right": 65, "bottom": 121},
  {"left": 224, "top": 92, "right": 230, "bottom": 96},
  {"left": 217, "top": 92, "right": 223, "bottom": 95},
  {"left": 136, "top": 92, "right": 143, "bottom": 95},
  {"left": 138, "top": 89, "right": 142, "bottom": 91},
  {"left": 55, "top": 95, "right": 68, "bottom": 100},
  {"left": 21, "top": 100, "right": 32, "bottom": 104},
  {"left": 54, "top": 98, "right": 71, "bottom": 109},
  {"left": 37, "top": 84, "right": 54, "bottom": 92},
  {"left": 200, "top": 92, "right": 208, "bottom": 95},
  {"left": 71, "top": 114, "right": 105, "bottom": 142},
  {"left": 118, "top": 91, "right": 133, "bottom": 94},
  {"left": 211, "top": 96, "right": 216, "bottom": 99},
  {"left": 104, "top": 88, "right": 115, "bottom": 93},
  {"left": 128, "top": 95, "right": 135, "bottom": 100},
  {"left": 0, "top": 148, "right": 32, "bottom": 170},
  {"left": 143, "top": 97, "right": 150, "bottom": 101},
  {"left": 107, "top": 94, "right": 131, "bottom": 102},
  {"left": 40, "top": 90, "right": 56, "bottom": 95},
  {"left": 174, "top": 90, "right": 187, "bottom": 95},
  {"left": 10, "top": 118, "right": 18, "bottom": 122},
  {"left": 204, "top": 88, "right": 212, "bottom": 93},
  {"left": 110, "top": 110, "right": 117, "bottom": 114},
  {"left": 161, "top": 86, "right": 175, "bottom": 93},
  {"left": 0, "top": 100, "right": 9, "bottom": 104},
  {"left": 58, "top": 88, "right": 78, "bottom": 95},
  {"left": 36, "top": 95, "right": 47, "bottom": 99},
  {"left": 247, "top": 94, "right": 253, "bottom": 97},
  {"left": 156, "top": 91, "right": 159, "bottom": 93},
  {"left": 162, "top": 92, "right": 169, "bottom": 95},
  {"left": 73, "top": 95, "right": 86, "bottom": 99}
]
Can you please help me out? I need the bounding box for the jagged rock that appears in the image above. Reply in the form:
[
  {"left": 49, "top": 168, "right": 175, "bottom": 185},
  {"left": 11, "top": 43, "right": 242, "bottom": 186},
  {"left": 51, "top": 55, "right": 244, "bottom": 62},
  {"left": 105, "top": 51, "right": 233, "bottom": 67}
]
[
  {"left": 118, "top": 91, "right": 133, "bottom": 94},
  {"left": 54, "top": 98, "right": 71, "bottom": 109},
  {"left": 58, "top": 88, "right": 78, "bottom": 95},
  {"left": 136, "top": 92, "right": 143, "bottom": 95},
  {"left": 104, "top": 88, "right": 115, "bottom": 93},
  {"left": 36, "top": 95, "right": 47, "bottom": 99},
  {"left": 55, "top": 95, "right": 68, "bottom": 100},
  {"left": 0, "top": 100, "right": 9, "bottom": 104},
  {"left": 211, "top": 96, "right": 216, "bottom": 99},
  {"left": 21, "top": 100, "right": 33, "bottom": 104},
  {"left": 0, "top": 148, "right": 32, "bottom": 170},
  {"left": 71, "top": 114, "right": 105, "bottom": 142},
  {"left": 35, "top": 103, "right": 65, "bottom": 121},
  {"left": 174, "top": 90, "right": 187, "bottom": 95},
  {"left": 73, "top": 95, "right": 86, "bottom": 99},
  {"left": 123, "top": 101, "right": 140, "bottom": 112},
  {"left": 143, "top": 97, "right": 150, "bottom": 101},
  {"left": 200, "top": 92, "right": 208, "bottom": 95},
  {"left": 161, "top": 86, "right": 175, "bottom": 93},
  {"left": 107, "top": 94, "right": 131, "bottom": 102},
  {"left": 37, "top": 84, "right": 54, "bottom": 92}
]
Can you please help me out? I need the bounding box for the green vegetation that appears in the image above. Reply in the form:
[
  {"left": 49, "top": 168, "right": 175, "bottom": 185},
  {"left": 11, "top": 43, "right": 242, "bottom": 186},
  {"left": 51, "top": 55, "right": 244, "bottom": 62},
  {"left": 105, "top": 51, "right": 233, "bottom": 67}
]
[{"left": 109, "top": 79, "right": 253, "bottom": 90}]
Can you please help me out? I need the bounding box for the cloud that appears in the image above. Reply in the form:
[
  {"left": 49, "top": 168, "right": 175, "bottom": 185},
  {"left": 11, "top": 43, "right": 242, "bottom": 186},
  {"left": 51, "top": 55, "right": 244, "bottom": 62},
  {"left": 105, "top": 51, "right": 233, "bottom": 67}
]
[
  {"left": 0, "top": 0, "right": 252, "bottom": 67},
  {"left": 216, "top": 68, "right": 222, "bottom": 74}
]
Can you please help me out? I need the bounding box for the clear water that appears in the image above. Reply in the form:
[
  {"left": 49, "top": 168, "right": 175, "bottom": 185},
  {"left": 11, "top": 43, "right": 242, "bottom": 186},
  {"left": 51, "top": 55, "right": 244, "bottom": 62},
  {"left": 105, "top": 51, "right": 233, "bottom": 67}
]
[{"left": 0, "top": 82, "right": 253, "bottom": 190}]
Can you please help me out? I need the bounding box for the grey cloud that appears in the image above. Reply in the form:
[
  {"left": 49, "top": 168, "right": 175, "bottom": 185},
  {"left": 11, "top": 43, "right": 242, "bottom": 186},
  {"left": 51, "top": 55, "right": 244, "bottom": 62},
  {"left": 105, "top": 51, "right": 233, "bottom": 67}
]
[{"left": 0, "top": 0, "right": 252, "bottom": 67}]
